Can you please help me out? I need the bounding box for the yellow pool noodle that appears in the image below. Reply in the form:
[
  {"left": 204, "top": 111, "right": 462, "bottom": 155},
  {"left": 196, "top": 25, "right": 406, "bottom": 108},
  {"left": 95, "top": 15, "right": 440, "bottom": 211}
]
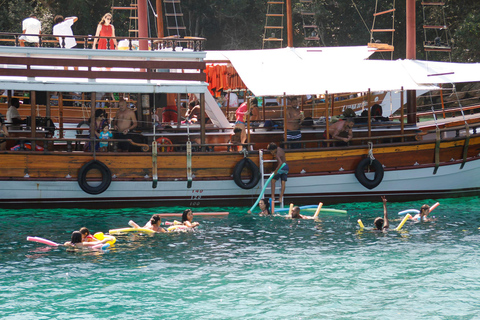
[
  {"left": 357, "top": 219, "right": 365, "bottom": 229},
  {"left": 288, "top": 203, "right": 294, "bottom": 216},
  {"left": 313, "top": 202, "right": 323, "bottom": 219},
  {"left": 395, "top": 214, "right": 412, "bottom": 231}
]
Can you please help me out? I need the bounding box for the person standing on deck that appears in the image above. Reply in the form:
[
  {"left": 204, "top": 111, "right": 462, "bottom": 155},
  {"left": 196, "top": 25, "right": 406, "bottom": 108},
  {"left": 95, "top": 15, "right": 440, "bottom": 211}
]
[
  {"left": 267, "top": 142, "right": 289, "bottom": 206},
  {"left": 235, "top": 97, "right": 258, "bottom": 145},
  {"left": 19, "top": 14, "right": 41, "bottom": 47},
  {"left": 52, "top": 15, "right": 78, "bottom": 49},
  {"left": 6, "top": 98, "right": 22, "bottom": 125},
  {"left": 92, "top": 13, "right": 117, "bottom": 50},
  {"left": 286, "top": 97, "right": 304, "bottom": 149},
  {"left": 113, "top": 99, "right": 137, "bottom": 152}
]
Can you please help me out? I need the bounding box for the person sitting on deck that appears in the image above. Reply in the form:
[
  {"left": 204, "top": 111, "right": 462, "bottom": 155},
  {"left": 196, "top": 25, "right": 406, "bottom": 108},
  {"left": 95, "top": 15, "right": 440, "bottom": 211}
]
[
  {"left": 324, "top": 117, "right": 354, "bottom": 147},
  {"left": 374, "top": 196, "right": 390, "bottom": 232},
  {"left": 129, "top": 214, "right": 166, "bottom": 233},
  {"left": 235, "top": 97, "right": 258, "bottom": 145},
  {"left": 6, "top": 98, "right": 22, "bottom": 125}
]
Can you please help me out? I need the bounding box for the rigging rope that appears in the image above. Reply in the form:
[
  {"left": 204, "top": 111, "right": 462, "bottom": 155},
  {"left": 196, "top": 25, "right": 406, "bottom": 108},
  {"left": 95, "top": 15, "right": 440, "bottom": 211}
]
[{"left": 351, "top": 0, "right": 370, "bottom": 35}]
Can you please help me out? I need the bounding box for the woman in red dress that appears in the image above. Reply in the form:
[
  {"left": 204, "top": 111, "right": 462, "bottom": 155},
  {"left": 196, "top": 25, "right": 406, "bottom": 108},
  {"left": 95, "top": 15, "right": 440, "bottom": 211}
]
[{"left": 92, "top": 13, "right": 117, "bottom": 50}]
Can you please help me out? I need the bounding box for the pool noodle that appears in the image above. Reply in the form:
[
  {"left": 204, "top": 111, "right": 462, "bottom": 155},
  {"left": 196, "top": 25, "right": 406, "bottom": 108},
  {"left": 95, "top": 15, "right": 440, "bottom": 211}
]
[
  {"left": 27, "top": 236, "right": 61, "bottom": 247},
  {"left": 158, "top": 212, "right": 229, "bottom": 217},
  {"left": 274, "top": 207, "right": 347, "bottom": 214},
  {"left": 395, "top": 214, "right": 412, "bottom": 231},
  {"left": 249, "top": 162, "right": 286, "bottom": 213},
  {"left": 288, "top": 203, "right": 294, "bottom": 216},
  {"left": 429, "top": 202, "right": 440, "bottom": 213},
  {"left": 398, "top": 202, "right": 440, "bottom": 216},
  {"left": 108, "top": 227, "right": 156, "bottom": 234},
  {"left": 357, "top": 219, "right": 365, "bottom": 229},
  {"left": 312, "top": 202, "right": 323, "bottom": 219}
]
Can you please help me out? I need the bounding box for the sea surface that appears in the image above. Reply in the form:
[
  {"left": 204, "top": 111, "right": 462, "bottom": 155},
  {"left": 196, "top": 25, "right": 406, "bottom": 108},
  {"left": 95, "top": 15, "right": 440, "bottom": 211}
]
[{"left": 2, "top": 197, "right": 480, "bottom": 319}]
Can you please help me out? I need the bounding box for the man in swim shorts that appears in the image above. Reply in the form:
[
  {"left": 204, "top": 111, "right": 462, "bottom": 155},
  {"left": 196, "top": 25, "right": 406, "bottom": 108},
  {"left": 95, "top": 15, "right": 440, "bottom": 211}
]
[{"left": 267, "top": 142, "right": 288, "bottom": 206}]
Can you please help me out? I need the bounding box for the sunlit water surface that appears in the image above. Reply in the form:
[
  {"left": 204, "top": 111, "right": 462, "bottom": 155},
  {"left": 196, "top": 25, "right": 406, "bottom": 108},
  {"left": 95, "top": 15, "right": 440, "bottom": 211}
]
[{"left": 2, "top": 197, "right": 480, "bottom": 319}]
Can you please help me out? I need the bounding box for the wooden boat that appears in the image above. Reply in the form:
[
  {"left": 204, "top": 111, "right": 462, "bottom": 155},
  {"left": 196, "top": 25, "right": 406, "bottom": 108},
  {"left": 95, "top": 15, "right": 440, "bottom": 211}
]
[{"left": 1, "top": 0, "right": 480, "bottom": 209}]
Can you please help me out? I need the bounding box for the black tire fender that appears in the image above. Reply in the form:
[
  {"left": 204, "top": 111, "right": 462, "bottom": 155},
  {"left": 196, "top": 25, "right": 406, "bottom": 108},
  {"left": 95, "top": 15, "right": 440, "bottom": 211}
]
[
  {"left": 76, "top": 120, "right": 90, "bottom": 134},
  {"left": 78, "top": 160, "right": 112, "bottom": 194},
  {"left": 355, "top": 158, "right": 384, "bottom": 190},
  {"left": 233, "top": 158, "right": 260, "bottom": 189}
]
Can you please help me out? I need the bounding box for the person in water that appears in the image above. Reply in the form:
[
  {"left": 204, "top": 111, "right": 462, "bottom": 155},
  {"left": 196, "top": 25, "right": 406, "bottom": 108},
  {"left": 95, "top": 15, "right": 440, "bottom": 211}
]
[
  {"left": 182, "top": 209, "right": 199, "bottom": 228},
  {"left": 79, "top": 227, "right": 95, "bottom": 242},
  {"left": 129, "top": 214, "right": 166, "bottom": 233},
  {"left": 290, "top": 206, "right": 308, "bottom": 219},
  {"left": 374, "top": 196, "right": 390, "bottom": 231},
  {"left": 248, "top": 198, "right": 271, "bottom": 215},
  {"left": 410, "top": 204, "right": 433, "bottom": 222},
  {"left": 267, "top": 142, "right": 288, "bottom": 206},
  {"left": 64, "top": 231, "right": 108, "bottom": 248}
]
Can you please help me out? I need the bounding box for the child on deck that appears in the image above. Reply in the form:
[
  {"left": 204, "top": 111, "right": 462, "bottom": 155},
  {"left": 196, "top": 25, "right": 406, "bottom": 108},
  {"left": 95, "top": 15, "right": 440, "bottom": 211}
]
[{"left": 99, "top": 124, "right": 112, "bottom": 152}]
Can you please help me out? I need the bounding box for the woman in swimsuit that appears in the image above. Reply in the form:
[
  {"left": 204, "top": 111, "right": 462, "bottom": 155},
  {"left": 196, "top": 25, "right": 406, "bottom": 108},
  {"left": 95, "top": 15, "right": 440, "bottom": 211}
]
[
  {"left": 182, "top": 209, "right": 199, "bottom": 228},
  {"left": 129, "top": 214, "right": 166, "bottom": 233}
]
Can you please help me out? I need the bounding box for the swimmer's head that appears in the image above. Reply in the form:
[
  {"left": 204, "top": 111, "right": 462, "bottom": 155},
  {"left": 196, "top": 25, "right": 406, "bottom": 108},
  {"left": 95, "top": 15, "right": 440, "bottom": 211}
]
[
  {"left": 291, "top": 206, "right": 301, "bottom": 219},
  {"left": 420, "top": 204, "right": 430, "bottom": 216},
  {"left": 71, "top": 231, "right": 82, "bottom": 244},
  {"left": 267, "top": 142, "right": 277, "bottom": 152},
  {"left": 79, "top": 227, "right": 90, "bottom": 240},
  {"left": 150, "top": 214, "right": 162, "bottom": 225},
  {"left": 374, "top": 217, "right": 384, "bottom": 230},
  {"left": 182, "top": 209, "right": 193, "bottom": 222}
]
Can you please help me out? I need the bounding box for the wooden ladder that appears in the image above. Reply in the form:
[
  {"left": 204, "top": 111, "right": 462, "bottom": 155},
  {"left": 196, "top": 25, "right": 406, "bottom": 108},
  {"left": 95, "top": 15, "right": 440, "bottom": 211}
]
[
  {"left": 300, "top": 0, "right": 321, "bottom": 46},
  {"left": 262, "top": 1, "right": 284, "bottom": 49},
  {"left": 111, "top": 0, "right": 138, "bottom": 38},
  {"left": 368, "top": 0, "right": 395, "bottom": 55},
  {"left": 422, "top": 1, "right": 452, "bottom": 58},
  {"left": 163, "top": 0, "right": 186, "bottom": 37}
]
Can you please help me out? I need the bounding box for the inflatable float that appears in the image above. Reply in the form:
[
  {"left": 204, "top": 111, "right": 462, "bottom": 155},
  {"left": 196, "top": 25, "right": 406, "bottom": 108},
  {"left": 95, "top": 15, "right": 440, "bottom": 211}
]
[
  {"left": 108, "top": 227, "right": 156, "bottom": 235},
  {"left": 27, "top": 236, "right": 61, "bottom": 247},
  {"left": 274, "top": 205, "right": 347, "bottom": 215},
  {"left": 158, "top": 212, "right": 229, "bottom": 217}
]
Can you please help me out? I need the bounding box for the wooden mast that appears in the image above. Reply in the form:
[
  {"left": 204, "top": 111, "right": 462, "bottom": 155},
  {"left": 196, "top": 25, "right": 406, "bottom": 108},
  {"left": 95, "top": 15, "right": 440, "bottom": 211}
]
[
  {"left": 156, "top": 0, "right": 164, "bottom": 38},
  {"left": 138, "top": 0, "right": 148, "bottom": 50},
  {"left": 406, "top": 0, "right": 417, "bottom": 124},
  {"left": 286, "top": 0, "right": 293, "bottom": 47}
]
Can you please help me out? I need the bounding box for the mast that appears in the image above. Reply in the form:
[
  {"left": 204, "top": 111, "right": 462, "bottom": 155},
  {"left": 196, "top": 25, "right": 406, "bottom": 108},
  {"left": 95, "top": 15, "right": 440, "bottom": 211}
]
[
  {"left": 286, "top": 0, "right": 293, "bottom": 47},
  {"left": 406, "top": 0, "right": 416, "bottom": 124},
  {"left": 138, "top": 0, "right": 149, "bottom": 50},
  {"left": 156, "top": 0, "right": 164, "bottom": 38}
]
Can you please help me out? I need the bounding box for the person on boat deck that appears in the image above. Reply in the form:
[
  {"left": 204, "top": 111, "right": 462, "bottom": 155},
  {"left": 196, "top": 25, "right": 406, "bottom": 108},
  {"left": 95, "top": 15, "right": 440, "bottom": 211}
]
[
  {"left": 113, "top": 99, "right": 137, "bottom": 152},
  {"left": 325, "top": 117, "right": 354, "bottom": 147},
  {"left": 235, "top": 97, "right": 258, "bottom": 145},
  {"left": 19, "top": 14, "right": 41, "bottom": 47},
  {"left": 410, "top": 204, "right": 433, "bottom": 222},
  {"left": 228, "top": 127, "right": 243, "bottom": 151},
  {"left": 52, "top": 15, "right": 78, "bottom": 49},
  {"left": 129, "top": 214, "right": 166, "bottom": 233},
  {"left": 84, "top": 109, "right": 108, "bottom": 151},
  {"left": 99, "top": 124, "right": 112, "bottom": 152},
  {"left": 286, "top": 97, "right": 304, "bottom": 149},
  {"left": 182, "top": 209, "right": 199, "bottom": 228},
  {"left": 6, "top": 98, "right": 22, "bottom": 125},
  {"left": 374, "top": 196, "right": 390, "bottom": 231},
  {"left": 267, "top": 142, "right": 288, "bottom": 206},
  {"left": 185, "top": 101, "right": 201, "bottom": 123},
  {"left": 92, "top": 13, "right": 117, "bottom": 50},
  {"left": 0, "top": 116, "right": 9, "bottom": 151},
  {"left": 64, "top": 231, "right": 108, "bottom": 247},
  {"left": 290, "top": 206, "right": 308, "bottom": 219},
  {"left": 248, "top": 198, "right": 271, "bottom": 215},
  {"left": 79, "top": 227, "right": 95, "bottom": 242}
]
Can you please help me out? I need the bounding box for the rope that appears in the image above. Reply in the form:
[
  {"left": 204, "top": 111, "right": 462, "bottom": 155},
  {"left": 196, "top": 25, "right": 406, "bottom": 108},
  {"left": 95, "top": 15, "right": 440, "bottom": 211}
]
[
  {"left": 368, "top": 141, "right": 375, "bottom": 161},
  {"left": 351, "top": 0, "right": 370, "bottom": 34}
]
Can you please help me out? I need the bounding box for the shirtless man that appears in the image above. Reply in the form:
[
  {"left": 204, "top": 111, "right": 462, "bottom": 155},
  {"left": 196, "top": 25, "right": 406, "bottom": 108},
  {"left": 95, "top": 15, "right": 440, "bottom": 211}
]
[
  {"left": 267, "top": 142, "right": 288, "bottom": 206},
  {"left": 328, "top": 117, "right": 354, "bottom": 146},
  {"left": 286, "top": 97, "right": 304, "bottom": 149},
  {"left": 113, "top": 100, "right": 137, "bottom": 151}
]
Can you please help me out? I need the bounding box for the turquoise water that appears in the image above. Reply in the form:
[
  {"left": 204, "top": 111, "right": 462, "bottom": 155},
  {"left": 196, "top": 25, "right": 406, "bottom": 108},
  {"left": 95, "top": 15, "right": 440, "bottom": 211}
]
[{"left": 2, "top": 197, "right": 480, "bottom": 319}]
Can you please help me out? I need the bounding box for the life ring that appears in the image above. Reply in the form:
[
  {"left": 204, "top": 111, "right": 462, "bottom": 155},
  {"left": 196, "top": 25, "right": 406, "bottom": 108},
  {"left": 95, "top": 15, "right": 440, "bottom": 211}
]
[
  {"left": 78, "top": 160, "right": 112, "bottom": 195},
  {"left": 354, "top": 158, "right": 384, "bottom": 190},
  {"left": 156, "top": 137, "right": 174, "bottom": 152},
  {"left": 233, "top": 158, "right": 260, "bottom": 189}
]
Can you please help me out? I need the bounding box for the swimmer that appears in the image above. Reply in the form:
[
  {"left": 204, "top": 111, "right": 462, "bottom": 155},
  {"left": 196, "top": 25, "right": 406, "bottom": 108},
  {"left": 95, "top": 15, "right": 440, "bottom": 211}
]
[
  {"left": 64, "top": 231, "right": 108, "bottom": 248},
  {"left": 410, "top": 204, "right": 433, "bottom": 222},
  {"left": 129, "top": 214, "right": 166, "bottom": 233},
  {"left": 290, "top": 206, "right": 308, "bottom": 219},
  {"left": 373, "top": 196, "right": 390, "bottom": 231},
  {"left": 248, "top": 198, "right": 271, "bottom": 215},
  {"left": 182, "top": 209, "right": 199, "bottom": 228},
  {"left": 79, "top": 227, "right": 95, "bottom": 242}
]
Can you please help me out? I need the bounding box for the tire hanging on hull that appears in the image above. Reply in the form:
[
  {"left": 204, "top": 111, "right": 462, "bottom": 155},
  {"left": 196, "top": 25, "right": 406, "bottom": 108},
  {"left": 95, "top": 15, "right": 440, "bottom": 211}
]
[
  {"left": 355, "top": 158, "right": 384, "bottom": 190},
  {"left": 233, "top": 158, "right": 260, "bottom": 189},
  {"left": 78, "top": 160, "right": 112, "bottom": 194}
]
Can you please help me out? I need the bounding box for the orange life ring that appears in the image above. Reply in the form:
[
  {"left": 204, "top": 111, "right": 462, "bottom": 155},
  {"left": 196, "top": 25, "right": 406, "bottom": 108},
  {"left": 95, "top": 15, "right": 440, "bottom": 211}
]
[{"left": 156, "top": 137, "right": 174, "bottom": 152}]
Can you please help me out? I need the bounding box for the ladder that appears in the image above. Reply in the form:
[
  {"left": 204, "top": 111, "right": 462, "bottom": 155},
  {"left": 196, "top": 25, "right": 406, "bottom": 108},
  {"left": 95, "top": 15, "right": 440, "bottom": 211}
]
[
  {"left": 111, "top": 0, "right": 138, "bottom": 38},
  {"left": 259, "top": 149, "right": 284, "bottom": 208},
  {"left": 368, "top": 0, "right": 396, "bottom": 57},
  {"left": 300, "top": 0, "right": 321, "bottom": 46},
  {"left": 163, "top": 0, "right": 187, "bottom": 37},
  {"left": 262, "top": 1, "right": 284, "bottom": 49},
  {"left": 422, "top": 1, "right": 452, "bottom": 60}
]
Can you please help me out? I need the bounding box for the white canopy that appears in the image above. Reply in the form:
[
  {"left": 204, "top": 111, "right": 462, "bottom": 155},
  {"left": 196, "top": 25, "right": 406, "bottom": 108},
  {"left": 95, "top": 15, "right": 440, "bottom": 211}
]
[{"left": 208, "top": 47, "right": 480, "bottom": 96}]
